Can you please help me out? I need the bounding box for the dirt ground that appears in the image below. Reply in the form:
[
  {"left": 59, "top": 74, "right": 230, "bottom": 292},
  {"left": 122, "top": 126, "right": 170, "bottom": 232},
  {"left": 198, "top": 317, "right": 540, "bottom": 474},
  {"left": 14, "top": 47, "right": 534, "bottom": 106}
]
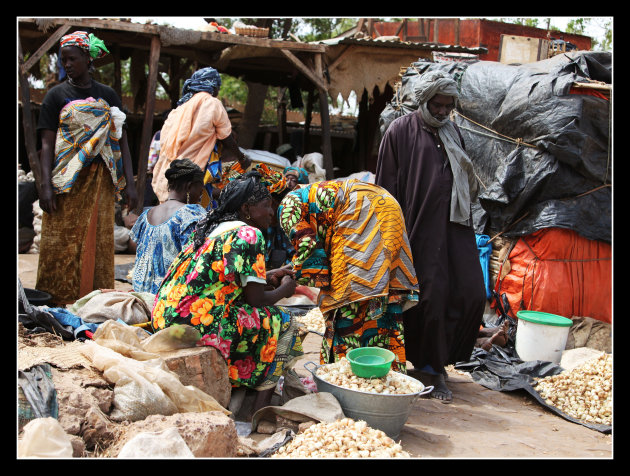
[{"left": 18, "top": 253, "right": 613, "bottom": 459}]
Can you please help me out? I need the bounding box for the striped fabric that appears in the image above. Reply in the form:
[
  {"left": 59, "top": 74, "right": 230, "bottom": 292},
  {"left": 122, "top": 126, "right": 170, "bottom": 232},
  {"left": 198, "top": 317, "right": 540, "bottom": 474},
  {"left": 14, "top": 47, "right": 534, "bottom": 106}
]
[
  {"left": 52, "top": 98, "right": 126, "bottom": 199},
  {"left": 279, "top": 179, "right": 419, "bottom": 313}
]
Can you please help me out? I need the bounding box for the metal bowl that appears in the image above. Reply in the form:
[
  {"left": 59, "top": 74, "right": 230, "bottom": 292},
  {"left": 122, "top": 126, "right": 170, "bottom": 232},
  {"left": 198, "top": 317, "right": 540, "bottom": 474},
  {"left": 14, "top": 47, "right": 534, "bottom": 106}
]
[{"left": 304, "top": 361, "right": 433, "bottom": 439}]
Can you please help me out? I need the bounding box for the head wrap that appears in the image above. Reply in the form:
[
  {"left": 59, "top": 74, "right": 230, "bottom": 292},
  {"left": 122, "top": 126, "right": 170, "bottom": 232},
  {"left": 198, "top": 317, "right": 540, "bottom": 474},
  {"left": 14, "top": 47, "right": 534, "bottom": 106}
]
[
  {"left": 414, "top": 71, "right": 477, "bottom": 225},
  {"left": 414, "top": 70, "right": 459, "bottom": 128},
  {"left": 284, "top": 166, "right": 309, "bottom": 185},
  {"left": 178, "top": 67, "right": 222, "bottom": 106},
  {"left": 60, "top": 31, "right": 109, "bottom": 59},
  {"left": 255, "top": 163, "right": 287, "bottom": 195},
  {"left": 192, "top": 173, "right": 270, "bottom": 250}
]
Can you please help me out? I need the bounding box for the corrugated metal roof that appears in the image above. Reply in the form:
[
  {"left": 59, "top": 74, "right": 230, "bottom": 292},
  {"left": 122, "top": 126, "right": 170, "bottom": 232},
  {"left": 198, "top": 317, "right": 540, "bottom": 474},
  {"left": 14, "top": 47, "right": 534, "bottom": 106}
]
[{"left": 317, "top": 36, "right": 488, "bottom": 55}]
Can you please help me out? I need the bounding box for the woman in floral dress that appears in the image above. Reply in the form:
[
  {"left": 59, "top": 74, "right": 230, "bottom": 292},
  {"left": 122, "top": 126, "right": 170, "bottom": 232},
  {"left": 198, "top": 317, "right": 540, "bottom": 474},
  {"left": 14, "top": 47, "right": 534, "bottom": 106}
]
[{"left": 151, "top": 172, "right": 301, "bottom": 409}]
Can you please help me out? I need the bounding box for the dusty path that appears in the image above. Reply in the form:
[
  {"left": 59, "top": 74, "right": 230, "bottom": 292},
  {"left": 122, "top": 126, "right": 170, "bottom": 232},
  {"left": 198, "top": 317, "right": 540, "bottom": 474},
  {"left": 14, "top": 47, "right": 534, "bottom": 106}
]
[{"left": 18, "top": 253, "right": 613, "bottom": 459}]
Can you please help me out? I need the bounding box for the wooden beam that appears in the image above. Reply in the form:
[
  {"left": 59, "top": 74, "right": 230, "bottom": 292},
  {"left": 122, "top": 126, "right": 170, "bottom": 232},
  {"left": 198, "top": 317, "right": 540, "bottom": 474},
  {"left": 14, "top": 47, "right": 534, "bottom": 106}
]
[
  {"left": 18, "top": 18, "right": 327, "bottom": 53},
  {"left": 356, "top": 18, "right": 366, "bottom": 35},
  {"left": 133, "top": 35, "right": 161, "bottom": 215},
  {"left": 18, "top": 38, "right": 42, "bottom": 188},
  {"left": 22, "top": 23, "right": 72, "bottom": 73},
  {"left": 327, "top": 45, "right": 351, "bottom": 73},
  {"left": 280, "top": 49, "right": 328, "bottom": 91}
]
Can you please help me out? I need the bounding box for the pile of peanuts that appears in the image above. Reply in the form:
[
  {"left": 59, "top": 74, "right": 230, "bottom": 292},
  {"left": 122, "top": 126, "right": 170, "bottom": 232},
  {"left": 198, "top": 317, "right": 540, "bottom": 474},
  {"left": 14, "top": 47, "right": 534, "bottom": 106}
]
[
  {"left": 316, "top": 357, "right": 423, "bottom": 395},
  {"left": 533, "top": 353, "right": 612, "bottom": 426},
  {"left": 272, "top": 418, "right": 411, "bottom": 458},
  {"left": 294, "top": 307, "right": 326, "bottom": 334}
]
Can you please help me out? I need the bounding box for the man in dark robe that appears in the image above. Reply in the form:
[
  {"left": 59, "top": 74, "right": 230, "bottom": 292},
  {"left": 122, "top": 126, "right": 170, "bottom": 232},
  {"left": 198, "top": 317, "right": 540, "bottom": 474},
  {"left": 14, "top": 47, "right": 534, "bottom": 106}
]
[{"left": 375, "top": 71, "right": 486, "bottom": 402}]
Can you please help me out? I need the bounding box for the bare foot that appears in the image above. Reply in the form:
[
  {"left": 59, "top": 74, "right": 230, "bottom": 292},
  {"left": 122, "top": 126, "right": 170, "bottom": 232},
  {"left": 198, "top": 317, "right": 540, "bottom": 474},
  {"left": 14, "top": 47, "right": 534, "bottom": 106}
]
[
  {"left": 431, "top": 373, "right": 453, "bottom": 403},
  {"left": 476, "top": 320, "right": 509, "bottom": 350}
]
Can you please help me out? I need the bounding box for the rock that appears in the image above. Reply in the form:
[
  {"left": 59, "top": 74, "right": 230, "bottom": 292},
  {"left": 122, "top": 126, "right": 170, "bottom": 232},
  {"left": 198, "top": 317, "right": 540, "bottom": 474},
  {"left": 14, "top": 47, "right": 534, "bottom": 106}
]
[
  {"left": 159, "top": 346, "right": 231, "bottom": 408},
  {"left": 105, "top": 412, "right": 239, "bottom": 458},
  {"left": 52, "top": 367, "right": 116, "bottom": 450}
]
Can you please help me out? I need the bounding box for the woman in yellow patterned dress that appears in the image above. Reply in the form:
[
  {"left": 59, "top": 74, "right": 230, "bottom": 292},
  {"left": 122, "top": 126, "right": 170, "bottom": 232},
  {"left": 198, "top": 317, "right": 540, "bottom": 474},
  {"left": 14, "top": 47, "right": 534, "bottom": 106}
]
[{"left": 278, "top": 179, "right": 419, "bottom": 372}]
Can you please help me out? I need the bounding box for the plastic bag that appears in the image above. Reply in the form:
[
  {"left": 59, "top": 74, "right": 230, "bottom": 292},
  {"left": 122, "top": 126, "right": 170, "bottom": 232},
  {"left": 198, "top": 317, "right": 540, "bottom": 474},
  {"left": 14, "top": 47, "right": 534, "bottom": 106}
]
[
  {"left": 91, "top": 319, "right": 160, "bottom": 362},
  {"left": 78, "top": 323, "right": 229, "bottom": 422},
  {"left": 117, "top": 427, "right": 194, "bottom": 458},
  {"left": 18, "top": 417, "right": 73, "bottom": 458},
  {"left": 141, "top": 324, "right": 201, "bottom": 353}
]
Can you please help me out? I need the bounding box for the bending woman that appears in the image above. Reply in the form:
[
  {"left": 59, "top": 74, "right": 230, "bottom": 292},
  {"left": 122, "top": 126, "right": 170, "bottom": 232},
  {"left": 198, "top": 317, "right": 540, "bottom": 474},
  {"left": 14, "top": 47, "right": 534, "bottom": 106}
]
[
  {"left": 278, "top": 179, "right": 419, "bottom": 372},
  {"left": 129, "top": 159, "right": 207, "bottom": 294},
  {"left": 151, "top": 172, "right": 302, "bottom": 409}
]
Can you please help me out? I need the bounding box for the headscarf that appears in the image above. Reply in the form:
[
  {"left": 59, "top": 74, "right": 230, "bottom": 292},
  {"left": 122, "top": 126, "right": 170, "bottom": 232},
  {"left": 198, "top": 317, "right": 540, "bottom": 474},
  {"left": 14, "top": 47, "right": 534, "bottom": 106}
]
[
  {"left": 414, "top": 71, "right": 478, "bottom": 225},
  {"left": 256, "top": 163, "right": 287, "bottom": 195},
  {"left": 60, "top": 31, "right": 109, "bottom": 59},
  {"left": 178, "top": 67, "right": 222, "bottom": 106},
  {"left": 192, "top": 172, "right": 270, "bottom": 250},
  {"left": 283, "top": 166, "right": 309, "bottom": 185},
  {"left": 222, "top": 162, "right": 287, "bottom": 196}
]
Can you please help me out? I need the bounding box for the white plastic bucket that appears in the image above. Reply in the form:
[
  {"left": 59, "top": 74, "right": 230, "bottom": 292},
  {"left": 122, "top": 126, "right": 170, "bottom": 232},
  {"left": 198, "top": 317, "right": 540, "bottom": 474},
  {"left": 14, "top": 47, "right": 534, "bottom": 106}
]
[{"left": 515, "top": 311, "right": 573, "bottom": 364}]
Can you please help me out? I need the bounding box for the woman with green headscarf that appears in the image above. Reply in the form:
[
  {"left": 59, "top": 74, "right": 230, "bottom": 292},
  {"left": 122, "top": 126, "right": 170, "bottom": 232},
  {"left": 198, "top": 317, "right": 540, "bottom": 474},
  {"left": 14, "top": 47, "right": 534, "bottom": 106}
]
[{"left": 36, "top": 31, "right": 137, "bottom": 306}]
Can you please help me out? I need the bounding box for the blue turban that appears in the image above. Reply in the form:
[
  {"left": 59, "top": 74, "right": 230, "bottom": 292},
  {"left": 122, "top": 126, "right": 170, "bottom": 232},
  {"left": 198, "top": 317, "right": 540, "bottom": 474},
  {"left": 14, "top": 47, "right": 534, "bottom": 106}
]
[
  {"left": 177, "top": 67, "right": 222, "bottom": 106},
  {"left": 283, "top": 166, "right": 309, "bottom": 185}
]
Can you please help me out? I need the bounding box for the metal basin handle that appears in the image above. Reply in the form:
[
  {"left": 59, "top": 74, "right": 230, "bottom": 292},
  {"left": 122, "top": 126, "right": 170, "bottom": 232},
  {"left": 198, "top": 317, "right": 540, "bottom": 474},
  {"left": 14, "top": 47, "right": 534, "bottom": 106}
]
[
  {"left": 418, "top": 385, "right": 434, "bottom": 397},
  {"left": 304, "top": 361, "right": 319, "bottom": 375}
]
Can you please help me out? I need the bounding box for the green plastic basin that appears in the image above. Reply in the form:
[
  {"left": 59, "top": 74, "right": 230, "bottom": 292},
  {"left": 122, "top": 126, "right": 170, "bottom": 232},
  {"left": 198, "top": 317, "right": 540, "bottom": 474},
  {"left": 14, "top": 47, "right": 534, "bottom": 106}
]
[{"left": 347, "top": 347, "right": 395, "bottom": 378}]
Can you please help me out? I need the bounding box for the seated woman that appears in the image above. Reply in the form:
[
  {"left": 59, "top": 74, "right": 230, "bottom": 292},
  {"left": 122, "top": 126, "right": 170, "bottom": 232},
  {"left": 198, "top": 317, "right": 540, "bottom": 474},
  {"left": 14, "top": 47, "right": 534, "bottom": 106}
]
[
  {"left": 129, "top": 159, "right": 206, "bottom": 294},
  {"left": 278, "top": 179, "right": 419, "bottom": 372},
  {"left": 151, "top": 172, "right": 302, "bottom": 412}
]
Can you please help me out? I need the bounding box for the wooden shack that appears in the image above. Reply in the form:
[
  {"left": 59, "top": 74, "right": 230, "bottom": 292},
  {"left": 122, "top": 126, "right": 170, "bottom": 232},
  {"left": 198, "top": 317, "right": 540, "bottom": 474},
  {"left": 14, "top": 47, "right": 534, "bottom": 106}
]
[{"left": 17, "top": 17, "right": 487, "bottom": 204}]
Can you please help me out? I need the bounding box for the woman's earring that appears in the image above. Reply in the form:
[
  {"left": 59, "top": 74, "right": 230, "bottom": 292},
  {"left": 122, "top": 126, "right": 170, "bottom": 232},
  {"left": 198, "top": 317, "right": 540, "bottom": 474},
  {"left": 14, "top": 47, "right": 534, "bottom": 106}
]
[
  {"left": 186, "top": 192, "right": 190, "bottom": 204},
  {"left": 246, "top": 215, "right": 251, "bottom": 220}
]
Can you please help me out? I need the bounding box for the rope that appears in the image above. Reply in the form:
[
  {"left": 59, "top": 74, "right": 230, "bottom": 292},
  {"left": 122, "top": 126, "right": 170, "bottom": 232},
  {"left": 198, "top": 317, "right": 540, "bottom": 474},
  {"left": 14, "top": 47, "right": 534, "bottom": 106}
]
[{"left": 454, "top": 111, "right": 537, "bottom": 148}]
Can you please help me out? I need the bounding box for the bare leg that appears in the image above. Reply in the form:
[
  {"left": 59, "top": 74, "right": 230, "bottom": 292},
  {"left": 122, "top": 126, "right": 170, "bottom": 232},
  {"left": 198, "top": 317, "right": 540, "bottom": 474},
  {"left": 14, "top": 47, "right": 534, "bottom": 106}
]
[{"left": 252, "top": 388, "right": 275, "bottom": 414}]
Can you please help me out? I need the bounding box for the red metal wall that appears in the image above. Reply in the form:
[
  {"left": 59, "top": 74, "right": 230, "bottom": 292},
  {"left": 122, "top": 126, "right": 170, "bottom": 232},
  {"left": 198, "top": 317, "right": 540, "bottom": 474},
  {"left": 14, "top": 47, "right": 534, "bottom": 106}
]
[{"left": 373, "top": 19, "right": 592, "bottom": 61}]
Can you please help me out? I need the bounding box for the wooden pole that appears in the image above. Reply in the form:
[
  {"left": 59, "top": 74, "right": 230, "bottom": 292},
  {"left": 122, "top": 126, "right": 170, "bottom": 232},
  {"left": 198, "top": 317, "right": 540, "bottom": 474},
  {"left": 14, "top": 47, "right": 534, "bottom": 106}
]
[
  {"left": 134, "top": 35, "right": 161, "bottom": 215},
  {"left": 277, "top": 87, "right": 288, "bottom": 147},
  {"left": 303, "top": 89, "right": 314, "bottom": 153},
  {"left": 318, "top": 87, "right": 334, "bottom": 180}
]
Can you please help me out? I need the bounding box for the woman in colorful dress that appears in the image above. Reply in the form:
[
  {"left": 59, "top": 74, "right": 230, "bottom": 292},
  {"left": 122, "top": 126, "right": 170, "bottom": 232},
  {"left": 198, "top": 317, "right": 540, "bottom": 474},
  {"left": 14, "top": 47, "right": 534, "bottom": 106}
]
[
  {"left": 278, "top": 179, "right": 419, "bottom": 372},
  {"left": 36, "top": 31, "right": 137, "bottom": 305},
  {"left": 129, "top": 159, "right": 207, "bottom": 294},
  {"left": 151, "top": 172, "right": 302, "bottom": 411}
]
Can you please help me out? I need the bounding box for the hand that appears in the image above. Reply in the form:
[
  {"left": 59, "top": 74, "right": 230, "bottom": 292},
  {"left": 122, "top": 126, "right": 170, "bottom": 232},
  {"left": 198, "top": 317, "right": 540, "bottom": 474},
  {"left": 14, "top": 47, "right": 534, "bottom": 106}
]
[
  {"left": 239, "top": 153, "right": 252, "bottom": 170},
  {"left": 125, "top": 184, "right": 139, "bottom": 212},
  {"left": 267, "top": 267, "right": 295, "bottom": 287},
  {"left": 280, "top": 274, "right": 297, "bottom": 297},
  {"left": 38, "top": 183, "right": 57, "bottom": 214}
]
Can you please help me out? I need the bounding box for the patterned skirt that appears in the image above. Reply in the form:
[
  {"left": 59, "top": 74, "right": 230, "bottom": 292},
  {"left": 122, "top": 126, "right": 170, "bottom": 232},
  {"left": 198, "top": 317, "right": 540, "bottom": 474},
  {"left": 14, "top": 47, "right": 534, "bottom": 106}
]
[{"left": 36, "top": 160, "right": 115, "bottom": 306}]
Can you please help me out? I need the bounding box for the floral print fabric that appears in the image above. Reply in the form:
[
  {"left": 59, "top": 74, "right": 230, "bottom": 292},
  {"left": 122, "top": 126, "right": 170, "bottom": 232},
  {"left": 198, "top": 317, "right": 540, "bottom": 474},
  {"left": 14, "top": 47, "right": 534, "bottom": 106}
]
[{"left": 151, "top": 223, "right": 302, "bottom": 389}]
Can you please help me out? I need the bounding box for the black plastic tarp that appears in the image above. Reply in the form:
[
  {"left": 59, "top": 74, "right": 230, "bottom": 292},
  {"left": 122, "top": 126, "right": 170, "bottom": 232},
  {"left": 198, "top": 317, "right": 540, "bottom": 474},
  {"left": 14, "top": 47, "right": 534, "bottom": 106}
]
[
  {"left": 379, "top": 51, "right": 611, "bottom": 243},
  {"left": 455, "top": 345, "right": 612, "bottom": 434}
]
